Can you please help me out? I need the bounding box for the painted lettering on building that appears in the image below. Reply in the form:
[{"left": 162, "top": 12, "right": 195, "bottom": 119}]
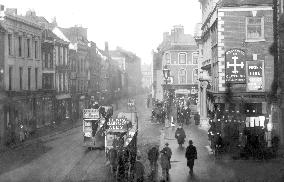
[{"left": 225, "top": 49, "right": 246, "bottom": 83}]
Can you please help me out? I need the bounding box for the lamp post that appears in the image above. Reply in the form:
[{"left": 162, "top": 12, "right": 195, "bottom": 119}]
[{"left": 163, "top": 65, "right": 170, "bottom": 100}]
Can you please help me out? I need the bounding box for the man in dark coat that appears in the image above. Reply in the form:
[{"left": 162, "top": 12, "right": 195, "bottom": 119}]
[
  {"left": 147, "top": 146, "right": 159, "bottom": 172},
  {"left": 134, "top": 155, "right": 145, "bottom": 182},
  {"left": 175, "top": 125, "right": 186, "bottom": 147},
  {"left": 161, "top": 143, "right": 172, "bottom": 169},
  {"left": 185, "top": 140, "right": 197, "bottom": 176}
]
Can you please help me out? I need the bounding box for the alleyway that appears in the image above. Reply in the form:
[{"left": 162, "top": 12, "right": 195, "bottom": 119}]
[{"left": 163, "top": 123, "right": 284, "bottom": 182}]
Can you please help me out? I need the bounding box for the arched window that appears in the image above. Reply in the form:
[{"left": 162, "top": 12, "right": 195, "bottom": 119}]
[
  {"left": 165, "top": 52, "right": 171, "bottom": 64},
  {"left": 178, "top": 69, "right": 187, "bottom": 84}
]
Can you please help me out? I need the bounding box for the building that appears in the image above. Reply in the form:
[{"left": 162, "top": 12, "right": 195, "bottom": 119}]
[
  {"left": 0, "top": 7, "right": 44, "bottom": 145},
  {"left": 197, "top": 0, "right": 274, "bottom": 146},
  {"left": 153, "top": 25, "right": 199, "bottom": 111},
  {"left": 273, "top": 0, "right": 284, "bottom": 145},
  {"left": 110, "top": 47, "right": 143, "bottom": 96},
  {"left": 57, "top": 26, "right": 90, "bottom": 118},
  {"left": 141, "top": 63, "right": 153, "bottom": 91}
]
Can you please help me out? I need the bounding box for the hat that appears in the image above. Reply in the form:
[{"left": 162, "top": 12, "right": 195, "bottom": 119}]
[
  {"left": 189, "top": 140, "right": 193, "bottom": 144},
  {"left": 165, "top": 142, "right": 169, "bottom": 146}
]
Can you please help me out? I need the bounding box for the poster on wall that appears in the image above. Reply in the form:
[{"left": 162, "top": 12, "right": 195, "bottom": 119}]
[
  {"left": 246, "top": 61, "right": 264, "bottom": 91},
  {"left": 225, "top": 49, "right": 246, "bottom": 83}
]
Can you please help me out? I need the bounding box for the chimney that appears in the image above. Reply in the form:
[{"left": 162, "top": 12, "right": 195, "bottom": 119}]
[
  {"left": 163, "top": 32, "right": 169, "bottom": 42},
  {"left": 105, "top": 42, "right": 109, "bottom": 52}
]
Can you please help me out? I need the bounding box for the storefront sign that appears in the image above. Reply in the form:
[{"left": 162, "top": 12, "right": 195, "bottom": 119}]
[
  {"left": 83, "top": 109, "right": 100, "bottom": 119},
  {"left": 107, "top": 118, "right": 128, "bottom": 130},
  {"left": 225, "top": 49, "right": 246, "bottom": 83},
  {"left": 247, "top": 61, "right": 264, "bottom": 91}
]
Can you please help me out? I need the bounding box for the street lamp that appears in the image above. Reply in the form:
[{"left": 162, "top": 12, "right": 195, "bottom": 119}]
[{"left": 163, "top": 65, "right": 170, "bottom": 98}]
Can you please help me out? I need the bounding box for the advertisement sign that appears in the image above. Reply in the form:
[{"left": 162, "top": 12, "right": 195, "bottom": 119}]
[
  {"left": 83, "top": 109, "right": 100, "bottom": 119},
  {"left": 225, "top": 49, "right": 246, "bottom": 83},
  {"left": 107, "top": 118, "right": 128, "bottom": 130},
  {"left": 247, "top": 61, "right": 264, "bottom": 91}
]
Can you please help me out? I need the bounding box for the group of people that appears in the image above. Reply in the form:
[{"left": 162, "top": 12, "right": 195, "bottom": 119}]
[
  {"left": 148, "top": 141, "right": 197, "bottom": 182},
  {"left": 176, "top": 102, "right": 191, "bottom": 126}
]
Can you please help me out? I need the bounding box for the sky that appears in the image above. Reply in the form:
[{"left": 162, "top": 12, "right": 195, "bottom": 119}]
[{"left": 0, "top": 0, "right": 202, "bottom": 64}]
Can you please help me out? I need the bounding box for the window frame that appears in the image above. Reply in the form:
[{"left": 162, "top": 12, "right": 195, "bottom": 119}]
[
  {"left": 192, "top": 52, "right": 199, "bottom": 65},
  {"left": 193, "top": 68, "right": 199, "bottom": 83},
  {"left": 178, "top": 52, "right": 187, "bottom": 65},
  {"left": 165, "top": 52, "right": 171, "bottom": 64},
  {"left": 245, "top": 16, "right": 265, "bottom": 42},
  {"left": 178, "top": 69, "right": 187, "bottom": 84}
]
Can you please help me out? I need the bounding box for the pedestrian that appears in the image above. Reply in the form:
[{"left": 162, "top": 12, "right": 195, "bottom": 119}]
[
  {"left": 175, "top": 125, "right": 186, "bottom": 147},
  {"left": 185, "top": 140, "right": 197, "bottom": 176},
  {"left": 134, "top": 155, "right": 145, "bottom": 182},
  {"left": 183, "top": 105, "right": 191, "bottom": 125},
  {"left": 161, "top": 143, "right": 172, "bottom": 168},
  {"left": 147, "top": 146, "right": 159, "bottom": 172},
  {"left": 160, "top": 150, "right": 170, "bottom": 181}
]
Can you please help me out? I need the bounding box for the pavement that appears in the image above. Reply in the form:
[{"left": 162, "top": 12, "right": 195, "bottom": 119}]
[
  {"left": 0, "top": 98, "right": 129, "bottom": 153},
  {"left": 159, "top": 121, "right": 284, "bottom": 182}
]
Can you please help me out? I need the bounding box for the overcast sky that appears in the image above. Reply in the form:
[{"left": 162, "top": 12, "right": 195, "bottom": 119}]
[{"left": 0, "top": 0, "right": 201, "bottom": 64}]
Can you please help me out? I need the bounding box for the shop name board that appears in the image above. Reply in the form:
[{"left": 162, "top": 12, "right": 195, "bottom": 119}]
[
  {"left": 107, "top": 118, "right": 127, "bottom": 130},
  {"left": 83, "top": 109, "right": 100, "bottom": 119},
  {"left": 225, "top": 49, "right": 246, "bottom": 83},
  {"left": 247, "top": 61, "right": 264, "bottom": 91}
]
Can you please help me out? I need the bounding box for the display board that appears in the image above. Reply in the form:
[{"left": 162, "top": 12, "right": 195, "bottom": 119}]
[
  {"left": 225, "top": 49, "right": 246, "bottom": 83},
  {"left": 83, "top": 109, "right": 100, "bottom": 120},
  {"left": 246, "top": 61, "right": 264, "bottom": 91}
]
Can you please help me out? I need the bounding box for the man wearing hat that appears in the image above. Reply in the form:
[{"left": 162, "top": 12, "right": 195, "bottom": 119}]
[
  {"left": 161, "top": 143, "right": 172, "bottom": 169},
  {"left": 185, "top": 140, "right": 197, "bottom": 176}
]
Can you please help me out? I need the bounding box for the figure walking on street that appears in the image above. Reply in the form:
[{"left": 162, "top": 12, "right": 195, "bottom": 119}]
[
  {"left": 161, "top": 143, "right": 172, "bottom": 169},
  {"left": 185, "top": 140, "right": 197, "bottom": 176},
  {"left": 160, "top": 150, "right": 170, "bottom": 181},
  {"left": 134, "top": 155, "right": 145, "bottom": 182},
  {"left": 147, "top": 146, "right": 159, "bottom": 175},
  {"left": 175, "top": 125, "right": 186, "bottom": 148}
]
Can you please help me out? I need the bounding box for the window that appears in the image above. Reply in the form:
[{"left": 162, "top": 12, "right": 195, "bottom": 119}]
[
  {"left": 42, "top": 52, "right": 46, "bottom": 68},
  {"left": 19, "top": 67, "right": 23, "bottom": 90},
  {"left": 59, "top": 73, "right": 62, "bottom": 91},
  {"left": 34, "top": 41, "right": 38, "bottom": 59},
  {"left": 179, "top": 53, "right": 186, "bottom": 64},
  {"left": 178, "top": 69, "right": 186, "bottom": 84},
  {"left": 27, "top": 39, "right": 31, "bottom": 57},
  {"left": 63, "top": 73, "right": 66, "bottom": 91},
  {"left": 8, "top": 34, "right": 12, "bottom": 56},
  {"left": 28, "top": 68, "right": 31, "bottom": 90},
  {"left": 35, "top": 68, "right": 38, "bottom": 89},
  {"left": 47, "top": 53, "right": 51, "bottom": 68},
  {"left": 192, "top": 52, "right": 198, "bottom": 64},
  {"left": 18, "top": 36, "right": 22, "bottom": 57},
  {"left": 246, "top": 17, "right": 264, "bottom": 40},
  {"left": 193, "top": 68, "right": 198, "bottom": 83},
  {"left": 8, "top": 66, "right": 12, "bottom": 90},
  {"left": 165, "top": 53, "right": 170, "bottom": 64},
  {"left": 65, "top": 48, "right": 68, "bottom": 65}
]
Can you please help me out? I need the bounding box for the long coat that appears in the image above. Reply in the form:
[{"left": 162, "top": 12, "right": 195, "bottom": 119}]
[
  {"left": 185, "top": 145, "right": 197, "bottom": 168},
  {"left": 160, "top": 153, "right": 170, "bottom": 170},
  {"left": 175, "top": 128, "right": 186, "bottom": 144}
]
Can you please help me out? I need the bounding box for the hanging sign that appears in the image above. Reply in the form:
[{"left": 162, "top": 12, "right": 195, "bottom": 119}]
[
  {"left": 107, "top": 118, "right": 128, "bottom": 130},
  {"left": 225, "top": 49, "right": 246, "bottom": 83},
  {"left": 247, "top": 61, "right": 264, "bottom": 91}
]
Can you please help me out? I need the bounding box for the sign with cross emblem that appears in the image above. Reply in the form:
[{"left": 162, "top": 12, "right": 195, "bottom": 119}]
[{"left": 225, "top": 49, "right": 246, "bottom": 83}]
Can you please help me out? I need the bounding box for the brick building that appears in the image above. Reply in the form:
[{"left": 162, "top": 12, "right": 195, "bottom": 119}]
[
  {"left": 197, "top": 0, "right": 275, "bottom": 145},
  {"left": 153, "top": 25, "right": 199, "bottom": 111},
  {"left": 0, "top": 8, "right": 44, "bottom": 145}
]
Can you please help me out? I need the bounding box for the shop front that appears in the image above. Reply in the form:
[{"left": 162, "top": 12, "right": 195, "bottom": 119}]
[{"left": 55, "top": 94, "right": 72, "bottom": 123}]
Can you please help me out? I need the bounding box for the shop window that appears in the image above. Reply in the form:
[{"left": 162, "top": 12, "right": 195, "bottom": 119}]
[
  {"left": 246, "top": 17, "right": 264, "bottom": 41},
  {"left": 179, "top": 53, "right": 186, "bottom": 64}
]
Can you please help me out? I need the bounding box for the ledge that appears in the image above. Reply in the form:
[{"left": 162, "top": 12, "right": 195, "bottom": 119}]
[{"left": 245, "top": 39, "right": 266, "bottom": 43}]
